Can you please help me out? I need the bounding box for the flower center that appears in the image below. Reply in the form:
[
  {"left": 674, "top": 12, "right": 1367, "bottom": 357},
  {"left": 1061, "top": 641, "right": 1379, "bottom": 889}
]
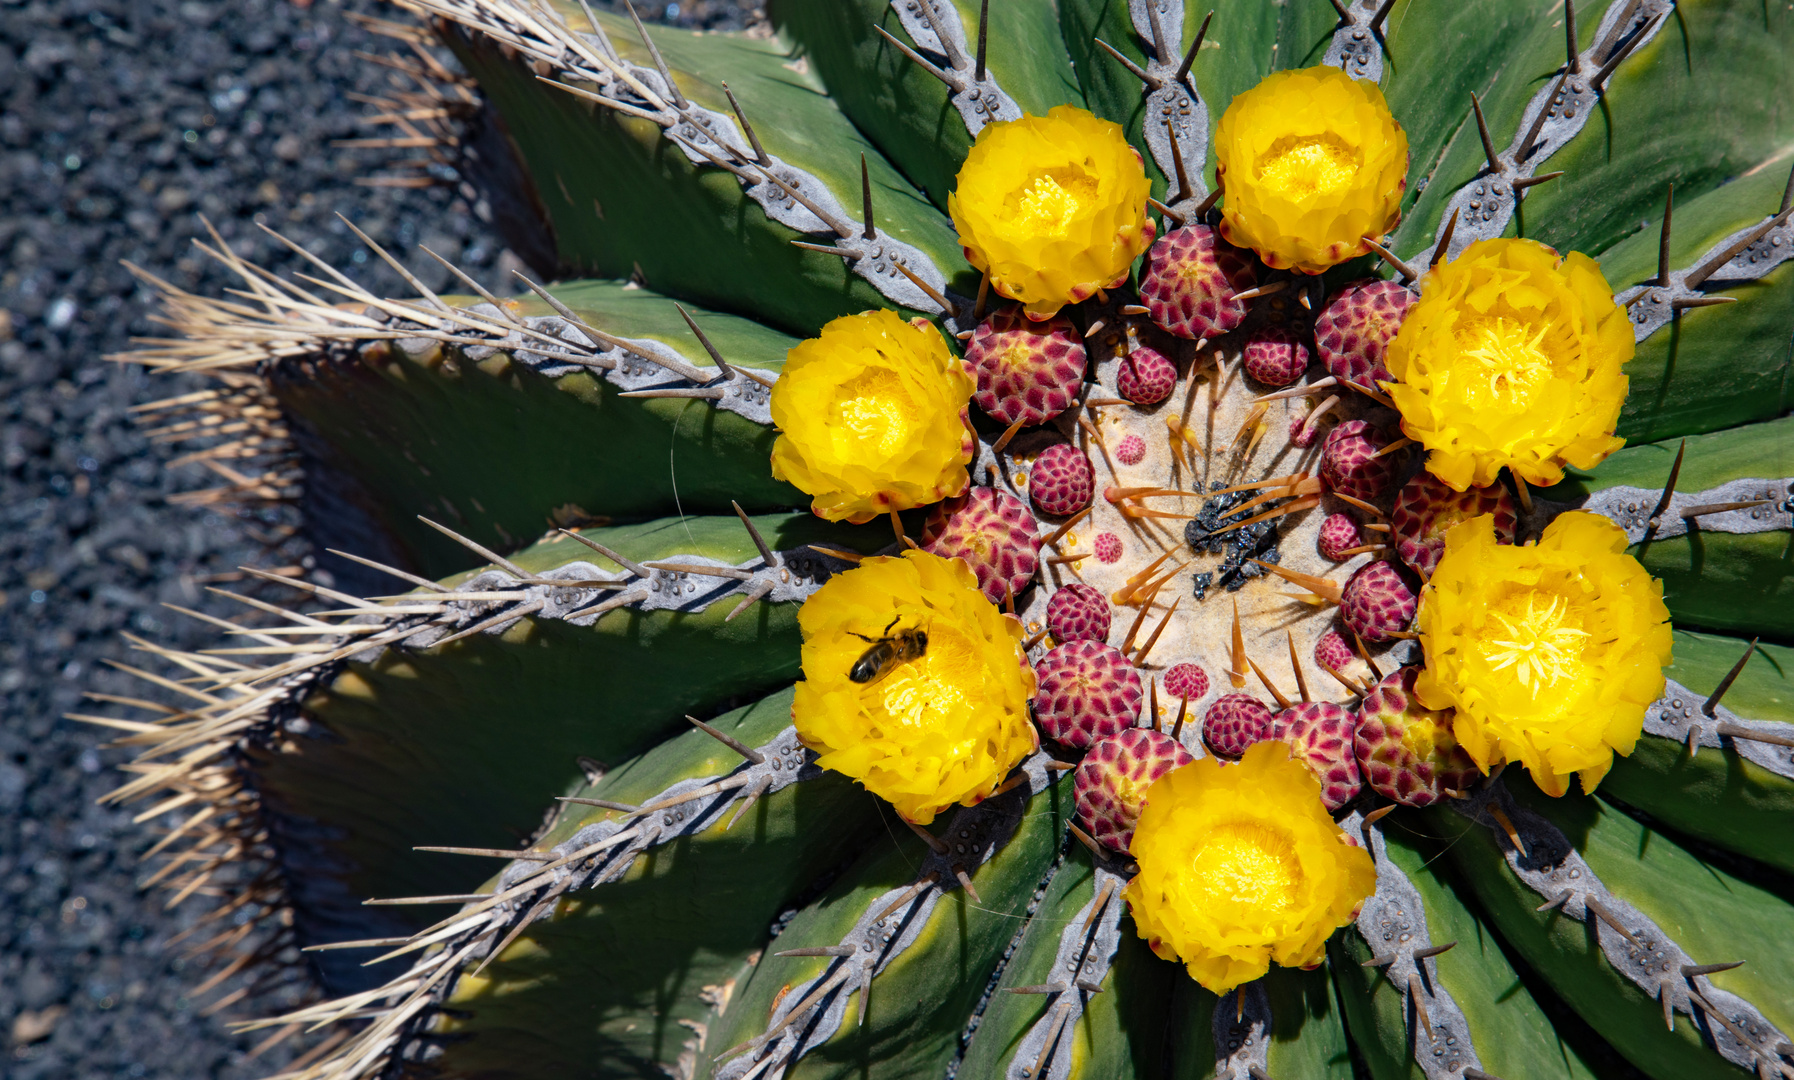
[
  {"left": 1458, "top": 317, "right": 1554, "bottom": 401},
  {"left": 833, "top": 368, "right": 917, "bottom": 458},
  {"left": 1479, "top": 591, "right": 1589, "bottom": 691},
  {"left": 867, "top": 622, "right": 975, "bottom": 729},
  {"left": 1190, "top": 823, "right": 1301, "bottom": 913},
  {"left": 1010, "top": 171, "right": 1097, "bottom": 238},
  {"left": 1255, "top": 135, "right": 1358, "bottom": 199}
]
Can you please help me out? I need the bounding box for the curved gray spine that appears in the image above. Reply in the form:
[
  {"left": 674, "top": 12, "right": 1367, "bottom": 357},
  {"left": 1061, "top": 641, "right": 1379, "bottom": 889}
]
[
  {"left": 409, "top": 0, "right": 953, "bottom": 313},
  {"left": 1452, "top": 782, "right": 1791, "bottom": 1077},
  {"left": 1347, "top": 811, "right": 1487, "bottom": 1080},
  {"left": 1542, "top": 477, "right": 1794, "bottom": 544},
  {"left": 1643, "top": 678, "right": 1794, "bottom": 781},
  {"left": 1618, "top": 208, "right": 1794, "bottom": 342}
]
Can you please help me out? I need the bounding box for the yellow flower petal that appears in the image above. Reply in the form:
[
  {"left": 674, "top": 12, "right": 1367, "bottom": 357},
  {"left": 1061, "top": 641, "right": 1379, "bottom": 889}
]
[
  {"left": 1385, "top": 238, "right": 1633, "bottom": 490},
  {"left": 770, "top": 310, "right": 975, "bottom": 523},
  {"left": 1124, "top": 742, "right": 1376, "bottom": 994},
  {"left": 1414, "top": 511, "right": 1673, "bottom": 796},
  {"left": 1212, "top": 66, "right": 1408, "bottom": 274},
  {"left": 792, "top": 550, "right": 1038, "bottom": 824},
  {"left": 950, "top": 106, "right": 1155, "bottom": 319}
]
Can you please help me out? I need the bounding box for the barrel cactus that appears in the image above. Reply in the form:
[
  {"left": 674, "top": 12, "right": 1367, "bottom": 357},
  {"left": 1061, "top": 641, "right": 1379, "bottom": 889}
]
[{"left": 104, "top": 1, "right": 1794, "bottom": 1079}]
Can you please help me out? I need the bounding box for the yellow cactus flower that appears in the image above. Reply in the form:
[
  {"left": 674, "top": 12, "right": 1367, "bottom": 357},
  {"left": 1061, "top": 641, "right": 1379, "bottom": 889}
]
[
  {"left": 770, "top": 310, "right": 975, "bottom": 523},
  {"left": 1212, "top": 66, "right": 1408, "bottom": 274},
  {"left": 1385, "top": 238, "right": 1633, "bottom": 491},
  {"left": 1414, "top": 512, "right": 1672, "bottom": 797},
  {"left": 949, "top": 105, "right": 1154, "bottom": 319},
  {"left": 1125, "top": 742, "right": 1377, "bottom": 994},
  {"left": 792, "top": 550, "right": 1038, "bottom": 824}
]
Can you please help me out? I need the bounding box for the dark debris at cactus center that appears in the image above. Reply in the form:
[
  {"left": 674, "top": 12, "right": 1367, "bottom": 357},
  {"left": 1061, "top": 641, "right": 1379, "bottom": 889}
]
[{"left": 1183, "top": 485, "right": 1284, "bottom": 600}]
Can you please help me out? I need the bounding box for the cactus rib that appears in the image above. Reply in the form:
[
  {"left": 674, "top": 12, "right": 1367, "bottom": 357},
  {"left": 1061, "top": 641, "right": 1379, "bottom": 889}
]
[
  {"left": 1109, "top": 0, "right": 1211, "bottom": 208},
  {"left": 715, "top": 753, "right": 1061, "bottom": 1079},
  {"left": 1564, "top": 476, "right": 1794, "bottom": 545},
  {"left": 884, "top": 0, "right": 1023, "bottom": 133},
  {"left": 1213, "top": 979, "right": 1274, "bottom": 1080},
  {"left": 1000, "top": 866, "right": 1130, "bottom": 1080},
  {"left": 1619, "top": 183, "right": 1794, "bottom": 343},
  {"left": 237, "top": 723, "right": 825, "bottom": 1075},
  {"left": 1640, "top": 678, "right": 1794, "bottom": 782},
  {"left": 406, "top": 0, "right": 957, "bottom": 314},
  {"left": 1406, "top": 0, "right": 1672, "bottom": 268},
  {"left": 1323, "top": 0, "right": 1393, "bottom": 83},
  {"left": 1345, "top": 810, "right": 1490, "bottom": 1080},
  {"left": 1452, "top": 781, "right": 1792, "bottom": 1076}
]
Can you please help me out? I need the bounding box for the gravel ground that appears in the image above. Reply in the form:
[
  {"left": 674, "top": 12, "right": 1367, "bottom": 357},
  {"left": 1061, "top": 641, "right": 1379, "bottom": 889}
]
[{"left": 0, "top": 0, "right": 752, "bottom": 1076}]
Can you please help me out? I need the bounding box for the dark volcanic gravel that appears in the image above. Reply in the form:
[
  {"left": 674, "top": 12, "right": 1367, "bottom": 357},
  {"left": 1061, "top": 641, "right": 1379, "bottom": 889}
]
[{"left": 0, "top": 0, "right": 753, "bottom": 1076}]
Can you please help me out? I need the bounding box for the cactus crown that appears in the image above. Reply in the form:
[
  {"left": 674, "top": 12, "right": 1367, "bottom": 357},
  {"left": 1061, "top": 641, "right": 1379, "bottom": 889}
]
[{"left": 97, "top": 1, "right": 1794, "bottom": 1079}]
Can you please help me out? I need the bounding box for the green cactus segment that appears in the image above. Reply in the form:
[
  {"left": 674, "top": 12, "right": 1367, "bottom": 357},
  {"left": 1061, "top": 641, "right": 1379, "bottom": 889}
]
[
  {"left": 1518, "top": 1, "right": 1794, "bottom": 265},
  {"left": 1602, "top": 630, "right": 1794, "bottom": 873},
  {"left": 1251, "top": 965, "right": 1353, "bottom": 1080},
  {"left": 1433, "top": 777, "right": 1793, "bottom": 1080},
  {"left": 1599, "top": 165, "right": 1794, "bottom": 443},
  {"left": 1332, "top": 821, "right": 1601, "bottom": 1080},
  {"left": 440, "top": 6, "right": 961, "bottom": 332},
  {"left": 770, "top": 0, "right": 1077, "bottom": 217},
  {"left": 704, "top": 771, "right": 1070, "bottom": 1080},
  {"left": 420, "top": 690, "right": 885, "bottom": 1080},
  {"left": 1634, "top": 529, "right": 1794, "bottom": 640},
  {"left": 958, "top": 858, "right": 1214, "bottom": 1080},
  {"left": 273, "top": 281, "right": 808, "bottom": 579},
  {"left": 1515, "top": 776, "right": 1794, "bottom": 1044},
  {"left": 255, "top": 513, "right": 871, "bottom": 943}
]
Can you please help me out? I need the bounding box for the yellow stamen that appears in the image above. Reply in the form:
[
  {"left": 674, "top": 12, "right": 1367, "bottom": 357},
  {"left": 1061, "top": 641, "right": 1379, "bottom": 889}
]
[
  {"left": 1191, "top": 824, "right": 1301, "bottom": 912},
  {"left": 1256, "top": 134, "right": 1358, "bottom": 199},
  {"left": 1480, "top": 592, "right": 1589, "bottom": 690},
  {"left": 1011, "top": 172, "right": 1094, "bottom": 238},
  {"left": 1459, "top": 317, "right": 1554, "bottom": 400}
]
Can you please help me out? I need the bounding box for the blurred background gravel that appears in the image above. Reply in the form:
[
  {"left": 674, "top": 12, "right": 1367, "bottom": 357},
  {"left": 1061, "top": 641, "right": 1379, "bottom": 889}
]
[{"left": 0, "top": 0, "right": 754, "bottom": 1075}]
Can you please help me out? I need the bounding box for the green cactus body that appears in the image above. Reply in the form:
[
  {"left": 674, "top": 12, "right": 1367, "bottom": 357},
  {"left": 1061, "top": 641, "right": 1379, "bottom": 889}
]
[{"left": 102, "top": 1, "right": 1794, "bottom": 1079}]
